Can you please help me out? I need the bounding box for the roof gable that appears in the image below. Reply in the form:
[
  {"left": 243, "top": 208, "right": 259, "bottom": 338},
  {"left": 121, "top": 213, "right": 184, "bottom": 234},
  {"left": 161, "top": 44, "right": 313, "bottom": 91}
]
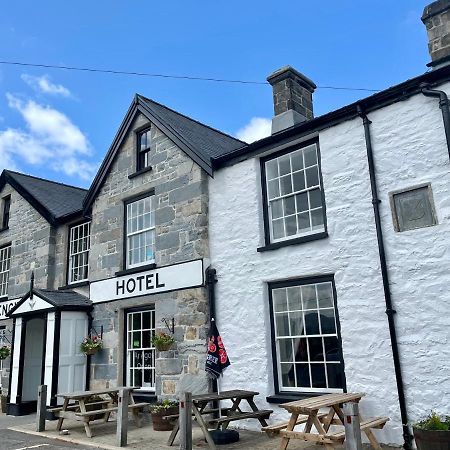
[
  {"left": 0, "top": 170, "right": 87, "bottom": 225},
  {"left": 83, "top": 95, "right": 246, "bottom": 212}
]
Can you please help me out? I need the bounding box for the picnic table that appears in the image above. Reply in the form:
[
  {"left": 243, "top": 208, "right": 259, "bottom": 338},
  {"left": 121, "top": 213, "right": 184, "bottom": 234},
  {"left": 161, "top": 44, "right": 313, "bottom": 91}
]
[
  {"left": 51, "top": 387, "right": 149, "bottom": 438},
  {"left": 262, "top": 393, "right": 389, "bottom": 450},
  {"left": 168, "top": 389, "right": 273, "bottom": 450}
]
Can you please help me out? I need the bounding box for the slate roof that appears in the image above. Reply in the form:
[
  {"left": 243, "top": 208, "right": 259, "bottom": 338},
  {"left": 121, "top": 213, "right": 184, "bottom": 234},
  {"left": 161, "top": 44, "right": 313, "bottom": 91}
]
[
  {"left": 0, "top": 170, "right": 87, "bottom": 224},
  {"left": 35, "top": 288, "right": 92, "bottom": 309},
  {"left": 138, "top": 95, "right": 246, "bottom": 160}
]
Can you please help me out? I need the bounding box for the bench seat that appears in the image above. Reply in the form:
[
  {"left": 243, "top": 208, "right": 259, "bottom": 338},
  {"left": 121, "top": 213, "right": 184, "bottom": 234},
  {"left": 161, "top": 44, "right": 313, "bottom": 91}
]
[
  {"left": 75, "top": 402, "right": 150, "bottom": 417},
  {"left": 207, "top": 409, "right": 273, "bottom": 425},
  {"left": 262, "top": 412, "right": 328, "bottom": 436},
  {"left": 328, "top": 417, "right": 389, "bottom": 441}
]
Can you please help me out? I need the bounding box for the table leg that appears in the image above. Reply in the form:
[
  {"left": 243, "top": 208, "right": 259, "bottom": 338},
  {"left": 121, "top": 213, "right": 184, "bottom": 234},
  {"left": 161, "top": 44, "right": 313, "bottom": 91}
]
[
  {"left": 167, "top": 420, "right": 180, "bottom": 446},
  {"left": 246, "top": 397, "right": 269, "bottom": 428},
  {"left": 333, "top": 404, "right": 345, "bottom": 424},
  {"left": 358, "top": 413, "right": 382, "bottom": 450},
  {"left": 220, "top": 397, "right": 242, "bottom": 430},
  {"left": 56, "top": 398, "right": 69, "bottom": 431},
  {"left": 78, "top": 399, "right": 93, "bottom": 438},
  {"left": 192, "top": 404, "right": 217, "bottom": 450},
  {"left": 322, "top": 408, "right": 336, "bottom": 432},
  {"left": 279, "top": 413, "right": 299, "bottom": 450}
]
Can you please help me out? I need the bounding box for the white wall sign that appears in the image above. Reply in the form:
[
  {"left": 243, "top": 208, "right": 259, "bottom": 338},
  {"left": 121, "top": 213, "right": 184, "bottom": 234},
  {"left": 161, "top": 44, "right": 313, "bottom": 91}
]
[
  {"left": 0, "top": 299, "right": 18, "bottom": 320},
  {"left": 90, "top": 259, "right": 205, "bottom": 303}
]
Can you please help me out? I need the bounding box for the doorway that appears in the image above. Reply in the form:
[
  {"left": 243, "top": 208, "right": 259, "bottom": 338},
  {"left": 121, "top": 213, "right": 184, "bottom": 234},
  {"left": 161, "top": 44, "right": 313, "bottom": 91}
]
[{"left": 21, "top": 317, "right": 46, "bottom": 402}]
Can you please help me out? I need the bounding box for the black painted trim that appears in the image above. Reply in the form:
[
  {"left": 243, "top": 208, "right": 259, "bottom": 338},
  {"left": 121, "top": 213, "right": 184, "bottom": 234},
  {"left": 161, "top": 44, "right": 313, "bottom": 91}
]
[
  {"left": 267, "top": 274, "right": 346, "bottom": 397},
  {"left": 58, "top": 281, "right": 89, "bottom": 290},
  {"left": 50, "top": 311, "right": 61, "bottom": 406},
  {"left": 16, "top": 317, "right": 27, "bottom": 405},
  {"left": 0, "top": 226, "right": 9, "bottom": 233},
  {"left": 40, "top": 315, "right": 48, "bottom": 391},
  {"left": 257, "top": 232, "right": 328, "bottom": 252},
  {"left": 266, "top": 392, "right": 325, "bottom": 404},
  {"left": 135, "top": 126, "right": 152, "bottom": 172},
  {"left": 115, "top": 263, "right": 156, "bottom": 277},
  {"left": 259, "top": 139, "right": 328, "bottom": 248},
  {"left": 7, "top": 318, "right": 15, "bottom": 402},
  {"left": 128, "top": 166, "right": 153, "bottom": 179}
]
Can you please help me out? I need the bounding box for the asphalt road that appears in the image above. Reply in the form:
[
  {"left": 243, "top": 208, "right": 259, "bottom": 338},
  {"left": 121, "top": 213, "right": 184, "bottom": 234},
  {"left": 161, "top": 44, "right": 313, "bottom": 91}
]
[{"left": 0, "top": 414, "right": 93, "bottom": 450}]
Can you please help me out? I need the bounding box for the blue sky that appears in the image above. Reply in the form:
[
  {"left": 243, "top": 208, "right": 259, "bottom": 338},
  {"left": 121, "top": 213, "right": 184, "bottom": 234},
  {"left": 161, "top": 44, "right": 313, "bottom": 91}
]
[{"left": 0, "top": 0, "right": 429, "bottom": 188}]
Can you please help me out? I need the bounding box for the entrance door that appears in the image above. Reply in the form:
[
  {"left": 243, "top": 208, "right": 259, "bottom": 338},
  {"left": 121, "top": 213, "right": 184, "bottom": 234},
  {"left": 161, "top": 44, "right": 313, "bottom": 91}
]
[
  {"left": 58, "top": 312, "right": 88, "bottom": 394},
  {"left": 22, "top": 317, "right": 46, "bottom": 402}
]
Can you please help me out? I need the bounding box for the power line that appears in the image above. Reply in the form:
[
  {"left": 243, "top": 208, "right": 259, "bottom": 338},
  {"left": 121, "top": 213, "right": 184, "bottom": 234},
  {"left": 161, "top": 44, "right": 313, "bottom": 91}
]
[{"left": 0, "top": 60, "right": 381, "bottom": 92}]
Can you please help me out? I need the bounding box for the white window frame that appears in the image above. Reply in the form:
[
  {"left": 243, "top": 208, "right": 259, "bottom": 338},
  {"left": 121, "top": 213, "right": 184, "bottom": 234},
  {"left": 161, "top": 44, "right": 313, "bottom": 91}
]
[
  {"left": 68, "top": 222, "right": 90, "bottom": 284},
  {"left": 0, "top": 245, "right": 11, "bottom": 298},
  {"left": 264, "top": 142, "right": 326, "bottom": 243},
  {"left": 270, "top": 278, "right": 344, "bottom": 394},
  {"left": 126, "top": 194, "right": 155, "bottom": 269},
  {"left": 126, "top": 309, "right": 156, "bottom": 392}
]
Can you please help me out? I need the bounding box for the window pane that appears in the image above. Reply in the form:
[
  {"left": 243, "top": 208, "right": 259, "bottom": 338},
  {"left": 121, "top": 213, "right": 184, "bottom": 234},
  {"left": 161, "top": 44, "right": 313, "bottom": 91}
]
[
  {"left": 306, "top": 166, "right": 319, "bottom": 188},
  {"left": 275, "top": 313, "right": 289, "bottom": 337},
  {"left": 308, "top": 337, "right": 324, "bottom": 361},
  {"left": 279, "top": 339, "right": 293, "bottom": 362},
  {"left": 317, "top": 283, "right": 333, "bottom": 308},
  {"left": 281, "top": 363, "right": 295, "bottom": 388},
  {"left": 302, "top": 285, "right": 317, "bottom": 310},
  {"left": 311, "top": 364, "right": 326, "bottom": 388},
  {"left": 304, "top": 145, "right": 317, "bottom": 167},
  {"left": 320, "top": 309, "right": 336, "bottom": 335},
  {"left": 283, "top": 196, "right": 296, "bottom": 216},
  {"left": 311, "top": 208, "right": 324, "bottom": 229},
  {"left": 271, "top": 200, "right": 283, "bottom": 220},
  {"left": 291, "top": 152, "right": 304, "bottom": 171},
  {"left": 297, "top": 213, "right": 310, "bottom": 232},
  {"left": 285, "top": 216, "right": 297, "bottom": 236},
  {"left": 287, "top": 287, "right": 301, "bottom": 311},
  {"left": 278, "top": 156, "right": 291, "bottom": 176},
  {"left": 289, "top": 311, "right": 304, "bottom": 336},
  {"left": 294, "top": 338, "right": 308, "bottom": 362},
  {"left": 324, "top": 337, "right": 340, "bottom": 362},
  {"left": 292, "top": 171, "right": 305, "bottom": 192},
  {"left": 309, "top": 189, "right": 322, "bottom": 209},
  {"left": 327, "top": 364, "right": 343, "bottom": 388},
  {"left": 305, "top": 312, "right": 320, "bottom": 335},
  {"left": 280, "top": 175, "right": 293, "bottom": 196},
  {"left": 296, "top": 193, "right": 308, "bottom": 212},
  {"left": 266, "top": 160, "right": 278, "bottom": 180},
  {"left": 296, "top": 364, "right": 311, "bottom": 387},
  {"left": 272, "top": 219, "right": 285, "bottom": 240},
  {"left": 273, "top": 289, "right": 287, "bottom": 312}
]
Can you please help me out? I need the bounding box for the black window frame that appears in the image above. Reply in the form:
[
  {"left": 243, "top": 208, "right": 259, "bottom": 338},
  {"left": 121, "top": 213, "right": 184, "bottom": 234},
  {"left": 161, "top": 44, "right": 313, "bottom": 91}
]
[
  {"left": 136, "top": 127, "right": 152, "bottom": 173},
  {"left": 259, "top": 139, "right": 328, "bottom": 252},
  {"left": 1, "top": 195, "right": 11, "bottom": 231},
  {"left": 267, "top": 274, "right": 346, "bottom": 397}
]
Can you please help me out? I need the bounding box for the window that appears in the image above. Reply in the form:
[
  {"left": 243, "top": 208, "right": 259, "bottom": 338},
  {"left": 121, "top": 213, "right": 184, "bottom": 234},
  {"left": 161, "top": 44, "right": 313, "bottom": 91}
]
[
  {"left": 269, "top": 277, "right": 345, "bottom": 393},
  {"left": 137, "top": 128, "right": 151, "bottom": 171},
  {"left": 68, "top": 222, "right": 90, "bottom": 284},
  {"left": 1, "top": 196, "right": 10, "bottom": 230},
  {"left": 126, "top": 309, "right": 156, "bottom": 391},
  {"left": 263, "top": 142, "right": 326, "bottom": 244},
  {"left": 126, "top": 194, "right": 155, "bottom": 268},
  {"left": 0, "top": 245, "right": 11, "bottom": 298}
]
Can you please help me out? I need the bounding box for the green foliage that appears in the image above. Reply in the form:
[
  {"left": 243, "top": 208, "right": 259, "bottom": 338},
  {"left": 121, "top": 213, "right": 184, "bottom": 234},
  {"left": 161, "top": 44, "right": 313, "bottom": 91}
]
[
  {"left": 79, "top": 336, "right": 103, "bottom": 354},
  {"left": 150, "top": 399, "right": 178, "bottom": 414},
  {"left": 151, "top": 332, "right": 175, "bottom": 349},
  {"left": 415, "top": 411, "right": 450, "bottom": 431},
  {"left": 0, "top": 345, "right": 10, "bottom": 360}
]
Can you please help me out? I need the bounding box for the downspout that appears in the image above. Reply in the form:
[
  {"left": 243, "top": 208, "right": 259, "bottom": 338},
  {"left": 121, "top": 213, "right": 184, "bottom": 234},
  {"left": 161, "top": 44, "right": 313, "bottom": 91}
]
[
  {"left": 420, "top": 84, "right": 450, "bottom": 160},
  {"left": 356, "top": 105, "right": 413, "bottom": 450}
]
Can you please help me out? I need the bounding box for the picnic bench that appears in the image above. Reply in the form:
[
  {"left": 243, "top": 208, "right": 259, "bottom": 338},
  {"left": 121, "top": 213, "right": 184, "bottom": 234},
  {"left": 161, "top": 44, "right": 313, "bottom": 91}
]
[
  {"left": 168, "top": 389, "right": 273, "bottom": 450},
  {"left": 262, "top": 393, "right": 389, "bottom": 450},
  {"left": 50, "top": 387, "right": 150, "bottom": 438}
]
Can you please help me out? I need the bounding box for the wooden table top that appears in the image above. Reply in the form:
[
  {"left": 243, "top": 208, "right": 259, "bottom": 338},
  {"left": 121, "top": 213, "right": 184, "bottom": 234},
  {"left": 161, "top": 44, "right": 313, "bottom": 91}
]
[
  {"left": 280, "top": 393, "right": 365, "bottom": 413},
  {"left": 192, "top": 389, "right": 259, "bottom": 403},
  {"left": 57, "top": 387, "right": 137, "bottom": 399}
]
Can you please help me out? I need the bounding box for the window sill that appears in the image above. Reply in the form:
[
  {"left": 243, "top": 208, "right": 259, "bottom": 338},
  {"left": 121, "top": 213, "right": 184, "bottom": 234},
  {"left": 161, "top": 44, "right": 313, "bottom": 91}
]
[
  {"left": 128, "top": 166, "right": 153, "bottom": 179},
  {"left": 58, "top": 281, "right": 89, "bottom": 290},
  {"left": 0, "top": 226, "right": 9, "bottom": 233},
  {"left": 266, "top": 392, "right": 328, "bottom": 404},
  {"left": 257, "top": 231, "right": 328, "bottom": 252},
  {"left": 115, "top": 263, "right": 156, "bottom": 277}
]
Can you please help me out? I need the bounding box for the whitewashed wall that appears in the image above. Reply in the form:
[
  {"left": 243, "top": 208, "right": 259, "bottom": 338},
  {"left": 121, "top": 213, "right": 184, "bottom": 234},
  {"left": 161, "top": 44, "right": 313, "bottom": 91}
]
[{"left": 209, "top": 81, "right": 450, "bottom": 445}]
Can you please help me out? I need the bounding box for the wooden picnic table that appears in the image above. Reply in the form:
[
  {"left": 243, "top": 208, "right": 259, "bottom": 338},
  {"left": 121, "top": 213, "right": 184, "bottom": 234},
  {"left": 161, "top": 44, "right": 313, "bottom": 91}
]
[
  {"left": 53, "top": 387, "right": 149, "bottom": 438},
  {"left": 168, "top": 389, "right": 273, "bottom": 450},
  {"left": 262, "top": 392, "right": 389, "bottom": 450}
]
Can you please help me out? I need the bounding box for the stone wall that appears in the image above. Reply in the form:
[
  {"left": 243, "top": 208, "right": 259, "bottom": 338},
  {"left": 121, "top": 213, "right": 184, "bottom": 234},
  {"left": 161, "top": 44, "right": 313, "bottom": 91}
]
[
  {"left": 89, "top": 112, "right": 210, "bottom": 396},
  {"left": 208, "top": 81, "right": 450, "bottom": 445}
]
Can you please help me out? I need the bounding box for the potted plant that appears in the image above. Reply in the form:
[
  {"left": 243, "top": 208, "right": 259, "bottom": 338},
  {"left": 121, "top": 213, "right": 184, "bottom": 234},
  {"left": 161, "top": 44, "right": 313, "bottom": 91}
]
[
  {"left": 150, "top": 399, "right": 179, "bottom": 431},
  {"left": 80, "top": 336, "right": 103, "bottom": 356},
  {"left": 413, "top": 411, "right": 450, "bottom": 450},
  {"left": 0, "top": 345, "right": 10, "bottom": 360},
  {"left": 152, "top": 332, "right": 175, "bottom": 352}
]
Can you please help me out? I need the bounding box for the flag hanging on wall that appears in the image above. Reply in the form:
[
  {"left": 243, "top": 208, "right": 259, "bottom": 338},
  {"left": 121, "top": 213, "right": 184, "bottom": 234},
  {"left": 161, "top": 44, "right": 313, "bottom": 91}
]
[{"left": 205, "top": 319, "right": 230, "bottom": 379}]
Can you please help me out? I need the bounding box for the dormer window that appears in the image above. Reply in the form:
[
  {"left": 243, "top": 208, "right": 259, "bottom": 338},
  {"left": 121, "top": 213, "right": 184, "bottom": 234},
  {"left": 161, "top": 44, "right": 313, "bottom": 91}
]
[
  {"left": 137, "top": 128, "right": 151, "bottom": 171},
  {"left": 1, "top": 196, "right": 10, "bottom": 230}
]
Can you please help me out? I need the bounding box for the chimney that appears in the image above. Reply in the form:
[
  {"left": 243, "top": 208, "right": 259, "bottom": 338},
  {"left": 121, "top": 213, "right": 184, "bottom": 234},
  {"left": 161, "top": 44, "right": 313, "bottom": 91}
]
[
  {"left": 422, "top": 0, "right": 450, "bottom": 68},
  {"left": 267, "top": 66, "right": 316, "bottom": 134}
]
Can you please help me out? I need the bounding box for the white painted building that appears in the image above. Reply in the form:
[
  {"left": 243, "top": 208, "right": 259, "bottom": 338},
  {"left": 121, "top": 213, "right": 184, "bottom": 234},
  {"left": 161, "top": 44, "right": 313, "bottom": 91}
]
[{"left": 209, "top": 3, "right": 450, "bottom": 447}]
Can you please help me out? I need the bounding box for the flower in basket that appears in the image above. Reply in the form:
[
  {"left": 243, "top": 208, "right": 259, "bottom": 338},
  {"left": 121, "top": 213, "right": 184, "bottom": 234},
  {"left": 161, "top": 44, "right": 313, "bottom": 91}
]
[
  {"left": 80, "top": 336, "right": 103, "bottom": 355},
  {"left": 150, "top": 399, "right": 179, "bottom": 431},
  {"left": 0, "top": 345, "right": 10, "bottom": 360},
  {"left": 151, "top": 332, "right": 175, "bottom": 351}
]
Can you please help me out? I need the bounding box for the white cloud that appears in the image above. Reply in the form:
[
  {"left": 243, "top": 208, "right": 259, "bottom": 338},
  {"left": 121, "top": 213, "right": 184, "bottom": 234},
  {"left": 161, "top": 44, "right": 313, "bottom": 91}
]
[
  {"left": 0, "top": 94, "right": 97, "bottom": 181},
  {"left": 236, "top": 117, "right": 271, "bottom": 143},
  {"left": 21, "top": 74, "right": 71, "bottom": 98}
]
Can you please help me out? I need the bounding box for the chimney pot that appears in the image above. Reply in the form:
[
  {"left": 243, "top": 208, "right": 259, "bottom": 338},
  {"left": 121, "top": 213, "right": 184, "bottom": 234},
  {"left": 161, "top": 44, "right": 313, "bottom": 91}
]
[
  {"left": 422, "top": 0, "right": 450, "bottom": 68},
  {"left": 267, "top": 66, "right": 316, "bottom": 134}
]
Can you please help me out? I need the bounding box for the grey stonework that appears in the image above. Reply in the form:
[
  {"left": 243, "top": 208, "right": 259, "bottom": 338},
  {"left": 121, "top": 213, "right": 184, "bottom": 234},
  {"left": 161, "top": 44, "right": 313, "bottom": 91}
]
[
  {"left": 89, "top": 112, "right": 210, "bottom": 397},
  {"left": 422, "top": 0, "right": 450, "bottom": 64}
]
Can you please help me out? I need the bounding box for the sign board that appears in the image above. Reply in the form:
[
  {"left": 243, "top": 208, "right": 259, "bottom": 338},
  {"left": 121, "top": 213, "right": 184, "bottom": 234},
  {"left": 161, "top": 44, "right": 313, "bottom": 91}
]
[
  {"left": 90, "top": 259, "right": 205, "bottom": 304},
  {"left": 0, "top": 299, "right": 18, "bottom": 320}
]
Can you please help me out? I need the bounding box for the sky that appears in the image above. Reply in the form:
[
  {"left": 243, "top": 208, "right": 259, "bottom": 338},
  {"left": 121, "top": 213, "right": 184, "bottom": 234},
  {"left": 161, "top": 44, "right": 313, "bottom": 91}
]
[{"left": 0, "top": 0, "right": 430, "bottom": 188}]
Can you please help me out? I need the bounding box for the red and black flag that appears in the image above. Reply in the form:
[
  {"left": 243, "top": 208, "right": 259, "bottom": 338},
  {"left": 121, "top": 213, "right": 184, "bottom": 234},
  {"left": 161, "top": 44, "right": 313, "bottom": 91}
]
[{"left": 205, "top": 319, "right": 230, "bottom": 379}]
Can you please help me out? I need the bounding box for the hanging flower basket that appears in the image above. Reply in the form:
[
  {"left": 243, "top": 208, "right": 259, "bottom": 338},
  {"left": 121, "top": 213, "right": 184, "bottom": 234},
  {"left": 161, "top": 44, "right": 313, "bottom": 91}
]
[
  {"left": 152, "top": 332, "right": 175, "bottom": 352},
  {"left": 150, "top": 400, "right": 179, "bottom": 431},
  {"left": 80, "top": 336, "right": 103, "bottom": 356},
  {"left": 0, "top": 345, "right": 10, "bottom": 360}
]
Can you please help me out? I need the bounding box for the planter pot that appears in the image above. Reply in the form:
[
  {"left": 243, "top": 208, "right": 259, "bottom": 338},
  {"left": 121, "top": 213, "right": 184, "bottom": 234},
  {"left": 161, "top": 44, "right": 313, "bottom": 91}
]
[
  {"left": 414, "top": 427, "right": 450, "bottom": 450},
  {"left": 155, "top": 343, "right": 173, "bottom": 352},
  {"left": 84, "top": 348, "right": 100, "bottom": 356},
  {"left": 151, "top": 406, "right": 178, "bottom": 431}
]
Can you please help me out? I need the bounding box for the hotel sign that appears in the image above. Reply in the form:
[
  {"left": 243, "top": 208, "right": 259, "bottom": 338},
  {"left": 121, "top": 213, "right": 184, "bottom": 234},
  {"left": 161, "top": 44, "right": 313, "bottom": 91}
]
[
  {"left": 90, "top": 259, "right": 205, "bottom": 303},
  {"left": 0, "top": 299, "right": 18, "bottom": 320}
]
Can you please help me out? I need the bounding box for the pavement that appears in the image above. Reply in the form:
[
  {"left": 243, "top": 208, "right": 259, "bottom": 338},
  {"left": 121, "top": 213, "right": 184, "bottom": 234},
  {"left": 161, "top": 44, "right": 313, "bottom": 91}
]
[{"left": 2, "top": 411, "right": 402, "bottom": 450}]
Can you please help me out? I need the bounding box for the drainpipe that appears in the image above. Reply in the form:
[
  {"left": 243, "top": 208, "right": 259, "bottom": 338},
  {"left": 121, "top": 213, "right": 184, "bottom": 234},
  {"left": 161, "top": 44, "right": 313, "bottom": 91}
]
[
  {"left": 421, "top": 84, "right": 450, "bottom": 161},
  {"left": 356, "top": 105, "right": 413, "bottom": 450}
]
